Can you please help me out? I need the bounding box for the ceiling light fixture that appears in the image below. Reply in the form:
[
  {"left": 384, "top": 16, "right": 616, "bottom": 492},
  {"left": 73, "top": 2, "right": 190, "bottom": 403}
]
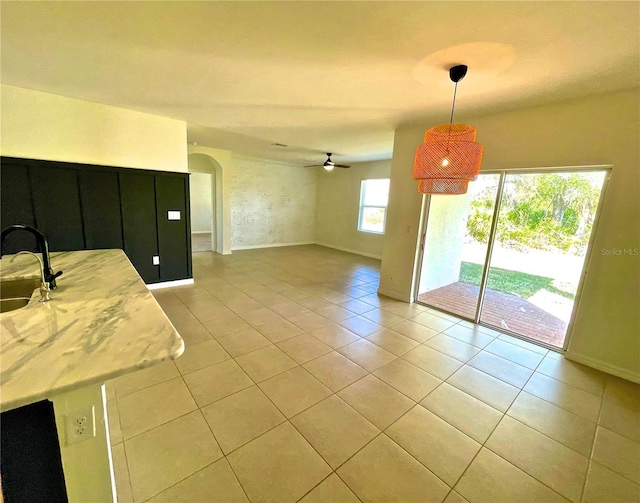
[
  {"left": 413, "top": 64, "right": 483, "bottom": 195},
  {"left": 304, "top": 153, "right": 351, "bottom": 170},
  {"left": 323, "top": 153, "right": 336, "bottom": 171}
]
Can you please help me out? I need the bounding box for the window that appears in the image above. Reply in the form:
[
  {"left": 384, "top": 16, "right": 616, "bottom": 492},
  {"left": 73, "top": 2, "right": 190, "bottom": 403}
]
[{"left": 358, "top": 178, "right": 390, "bottom": 234}]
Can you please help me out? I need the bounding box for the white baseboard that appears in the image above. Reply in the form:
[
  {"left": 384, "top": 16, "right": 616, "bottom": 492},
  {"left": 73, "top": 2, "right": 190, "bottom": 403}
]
[
  {"left": 376, "top": 288, "right": 412, "bottom": 303},
  {"left": 147, "top": 278, "right": 194, "bottom": 290},
  {"left": 564, "top": 351, "right": 640, "bottom": 384},
  {"left": 231, "top": 241, "right": 315, "bottom": 251},
  {"left": 314, "top": 242, "right": 382, "bottom": 260}
]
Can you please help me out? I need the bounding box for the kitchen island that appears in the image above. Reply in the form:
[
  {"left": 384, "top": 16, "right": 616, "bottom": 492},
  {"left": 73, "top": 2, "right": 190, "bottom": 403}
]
[{"left": 0, "top": 249, "right": 184, "bottom": 502}]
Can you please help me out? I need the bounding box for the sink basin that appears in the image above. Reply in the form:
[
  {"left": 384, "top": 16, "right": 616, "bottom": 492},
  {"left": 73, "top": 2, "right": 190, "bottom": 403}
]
[
  {"left": 0, "top": 298, "right": 31, "bottom": 313},
  {"left": 0, "top": 278, "right": 41, "bottom": 313}
]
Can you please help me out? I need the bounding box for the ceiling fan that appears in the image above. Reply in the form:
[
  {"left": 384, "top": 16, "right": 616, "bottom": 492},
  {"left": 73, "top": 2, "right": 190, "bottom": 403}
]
[{"left": 305, "top": 153, "right": 351, "bottom": 171}]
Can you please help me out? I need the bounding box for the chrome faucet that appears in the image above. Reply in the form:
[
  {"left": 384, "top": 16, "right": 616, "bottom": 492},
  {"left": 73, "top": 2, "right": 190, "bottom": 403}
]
[
  {"left": 10, "top": 251, "right": 51, "bottom": 303},
  {"left": 0, "top": 225, "right": 62, "bottom": 289}
]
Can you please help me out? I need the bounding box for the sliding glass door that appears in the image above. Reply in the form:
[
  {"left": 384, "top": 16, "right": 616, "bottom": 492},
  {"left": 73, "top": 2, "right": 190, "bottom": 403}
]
[
  {"left": 416, "top": 174, "right": 500, "bottom": 319},
  {"left": 416, "top": 168, "right": 608, "bottom": 349}
]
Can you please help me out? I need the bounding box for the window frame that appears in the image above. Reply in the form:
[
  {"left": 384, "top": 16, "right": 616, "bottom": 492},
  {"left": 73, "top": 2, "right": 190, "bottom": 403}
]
[{"left": 357, "top": 178, "right": 390, "bottom": 235}]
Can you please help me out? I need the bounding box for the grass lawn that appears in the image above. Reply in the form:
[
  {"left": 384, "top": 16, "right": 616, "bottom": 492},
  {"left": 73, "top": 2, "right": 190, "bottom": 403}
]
[{"left": 459, "top": 262, "right": 575, "bottom": 300}]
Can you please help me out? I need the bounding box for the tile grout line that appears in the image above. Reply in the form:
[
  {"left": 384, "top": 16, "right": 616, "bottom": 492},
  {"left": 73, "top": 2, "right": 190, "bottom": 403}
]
[
  {"left": 293, "top": 352, "right": 472, "bottom": 500},
  {"left": 191, "top": 327, "right": 343, "bottom": 501},
  {"left": 195, "top": 344, "right": 389, "bottom": 499},
  {"left": 457, "top": 350, "right": 579, "bottom": 502},
  {"left": 109, "top": 386, "right": 136, "bottom": 501},
  {"left": 153, "top": 248, "right": 626, "bottom": 503},
  {"left": 378, "top": 401, "right": 467, "bottom": 501},
  {"left": 286, "top": 395, "right": 381, "bottom": 503},
  {"left": 578, "top": 384, "right": 606, "bottom": 503},
  {"left": 510, "top": 377, "right": 604, "bottom": 421},
  {"left": 118, "top": 440, "right": 136, "bottom": 502},
  {"left": 425, "top": 364, "right": 604, "bottom": 465},
  {"left": 442, "top": 344, "right": 605, "bottom": 416},
  {"left": 443, "top": 351, "right": 540, "bottom": 499},
  {"left": 501, "top": 412, "right": 595, "bottom": 466},
  {"left": 180, "top": 335, "right": 258, "bottom": 502},
  {"left": 123, "top": 356, "right": 241, "bottom": 501},
  {"left": 376, "top": 333, "right": 544, "bottom": 498}
]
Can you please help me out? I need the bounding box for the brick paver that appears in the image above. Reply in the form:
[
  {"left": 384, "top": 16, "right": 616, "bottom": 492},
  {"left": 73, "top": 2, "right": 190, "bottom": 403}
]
[{"left": 417, "top": 282, "right": 566, "bottom": 347}]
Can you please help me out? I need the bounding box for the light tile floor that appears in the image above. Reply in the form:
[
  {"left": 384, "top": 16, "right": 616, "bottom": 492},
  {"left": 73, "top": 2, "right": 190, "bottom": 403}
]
[{"left": 106, "top": 245, "right": 640, "bottom": 503}]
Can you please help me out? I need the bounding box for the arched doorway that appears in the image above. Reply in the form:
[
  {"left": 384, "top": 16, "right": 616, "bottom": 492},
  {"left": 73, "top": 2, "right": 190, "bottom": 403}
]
[{"left": 188, "top": 153, "right": 224, "bottom": 253}]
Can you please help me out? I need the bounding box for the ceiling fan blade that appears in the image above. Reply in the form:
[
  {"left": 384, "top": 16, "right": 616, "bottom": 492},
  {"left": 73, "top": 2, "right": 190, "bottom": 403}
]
[
  {"left": 303, "top": 164, "right": 323, "bottom": 168},
  {"left": 334, "top": 164, "right": 351, "bottom": 169}
]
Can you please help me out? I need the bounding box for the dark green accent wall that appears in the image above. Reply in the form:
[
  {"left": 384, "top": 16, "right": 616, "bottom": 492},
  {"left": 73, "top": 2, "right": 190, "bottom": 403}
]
[{"left": 0, "top": 157, "right": 192, "bottom": 284}]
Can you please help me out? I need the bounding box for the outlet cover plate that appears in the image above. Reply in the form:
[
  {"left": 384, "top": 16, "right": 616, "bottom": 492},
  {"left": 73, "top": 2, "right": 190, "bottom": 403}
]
[{"left": 65, "top": 405, "right": 96, "bottom": 445}]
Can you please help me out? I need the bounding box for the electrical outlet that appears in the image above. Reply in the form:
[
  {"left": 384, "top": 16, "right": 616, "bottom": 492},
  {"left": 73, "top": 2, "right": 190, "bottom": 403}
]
[
  {"left": 65, "top": 406, "right": 96, "bottom": 445},
  {"left": 153, "top": 255, "right": 160, "bottom": 265}
]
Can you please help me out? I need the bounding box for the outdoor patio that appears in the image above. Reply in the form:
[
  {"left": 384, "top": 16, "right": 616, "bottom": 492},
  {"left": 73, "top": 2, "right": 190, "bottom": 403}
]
[{"left": 417, "top": 282, "right": 567, "bottom": 347}]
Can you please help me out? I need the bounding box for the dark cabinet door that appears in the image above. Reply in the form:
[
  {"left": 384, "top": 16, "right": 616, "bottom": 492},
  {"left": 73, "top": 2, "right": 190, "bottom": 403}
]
[
  {"left": 155, "top": 175, "right": 191, "bottom": 281},
  {"left": 78, "top": 170, "right": 124, "bottom": 250},
  {"left": 30, "top": 166, "right": 85, "bottom": 252},
  {"left": 0, "top": 401, "right": 68, "bottom": 503},
  {"left": 0, "top": 162, "right": 38, "bottom": 254},
  {"left": 119, "top": 172, "right": 160, "bottom": 283}
]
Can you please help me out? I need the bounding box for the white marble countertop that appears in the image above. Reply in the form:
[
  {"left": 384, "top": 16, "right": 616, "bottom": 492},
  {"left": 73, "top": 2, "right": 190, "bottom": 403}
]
[{"left": 0, "top": 249, "right": 184, "bottom": 412}]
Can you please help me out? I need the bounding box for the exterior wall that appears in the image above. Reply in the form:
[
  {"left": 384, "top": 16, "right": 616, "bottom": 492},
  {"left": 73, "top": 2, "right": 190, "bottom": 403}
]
[
  {"left": 380, "top": 88, "right": 640, "bottom": 381},
  {"left": 419, "top": 192, "right": 473, "bottom": 293},
  {"left": 230, "top": 156, "right": 317, "bottom": 249},
  {"left": 315, "top": 160, "right": 391, "bottom": 259},
  {"left": 1, "top": 85, "right": 187, "bottom": 172}
]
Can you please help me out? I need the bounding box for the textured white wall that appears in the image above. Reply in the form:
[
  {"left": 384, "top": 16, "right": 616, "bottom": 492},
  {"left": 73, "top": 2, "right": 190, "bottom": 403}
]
[
  {"left": 189, "top": 172, "right": 213, "bottom": 233},
  {"left": 316, "top": 160, "right": 391, "bottom": 258},
  {"left": 230, "top": 156, "right": 317, "bottom": 249}
]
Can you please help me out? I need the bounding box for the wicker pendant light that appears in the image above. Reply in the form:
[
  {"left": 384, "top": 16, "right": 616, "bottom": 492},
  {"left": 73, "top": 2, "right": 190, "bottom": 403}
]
[{"left": 413, "top": 65, "right": 483, "bottom": 195}]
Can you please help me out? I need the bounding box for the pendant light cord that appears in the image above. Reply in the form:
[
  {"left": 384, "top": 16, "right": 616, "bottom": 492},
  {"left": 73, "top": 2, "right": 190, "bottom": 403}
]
[
  {"left": 445, "top": 81, "right": 459, "bottom": 154},
  {"left": 449, "top": 81, "right": 458, "bottom": 129}
]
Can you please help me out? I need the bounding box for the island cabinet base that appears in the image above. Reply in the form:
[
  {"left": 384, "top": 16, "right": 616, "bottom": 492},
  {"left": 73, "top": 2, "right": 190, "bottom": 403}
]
[
  {"left": 0, "top": 249, "right": 185, "bottom": 501},
  {"left": 1, "top": 400, "right": 68, "bottom": 502},
  {"left": 1, "top": 384, "right": 115, "bottom": 503}
]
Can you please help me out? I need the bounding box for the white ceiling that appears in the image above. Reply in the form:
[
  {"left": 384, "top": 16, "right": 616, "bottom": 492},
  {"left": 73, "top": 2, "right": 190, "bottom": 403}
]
[{"left": 1, "top": 1, "right": 638, "bottom": 165}]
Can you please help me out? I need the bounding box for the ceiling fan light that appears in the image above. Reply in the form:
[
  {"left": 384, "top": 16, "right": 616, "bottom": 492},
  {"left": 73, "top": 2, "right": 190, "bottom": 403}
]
[{"left": 323, "top": 164, "right": 335, "bottom": 171}]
